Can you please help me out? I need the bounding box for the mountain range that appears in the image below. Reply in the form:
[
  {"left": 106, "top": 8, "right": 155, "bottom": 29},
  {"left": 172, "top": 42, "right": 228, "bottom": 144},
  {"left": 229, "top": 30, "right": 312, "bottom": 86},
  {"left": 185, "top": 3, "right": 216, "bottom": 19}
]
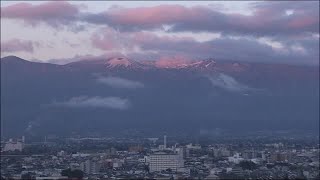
[{"left": 1, "top": 56, "right": 319, "bottom": 138}]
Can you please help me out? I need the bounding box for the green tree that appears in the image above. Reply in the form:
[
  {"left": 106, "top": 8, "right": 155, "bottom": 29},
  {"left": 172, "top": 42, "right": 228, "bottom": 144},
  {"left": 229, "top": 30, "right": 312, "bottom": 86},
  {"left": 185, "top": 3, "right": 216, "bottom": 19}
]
[
  {"left": 72, "top": 169, "right": 84, "bottom": 179},
  {"left": 239, "top": 160, "right": 257, "bottom": 170},
  {"left": 61, "top": 168, "right": 72, "bottom": 177},
  {"left": 61, "top": 168, "right": 84, "bottom": 179},
  {"left": 21, "top": 173, "right": 35, "bottom": 180}
]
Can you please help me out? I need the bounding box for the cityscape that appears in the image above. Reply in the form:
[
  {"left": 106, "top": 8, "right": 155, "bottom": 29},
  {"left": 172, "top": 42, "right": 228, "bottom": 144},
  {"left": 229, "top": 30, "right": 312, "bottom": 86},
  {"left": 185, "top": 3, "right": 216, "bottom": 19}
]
[
  {"left": 1, "top": 1, "right": 319, "bottom": 179},
  {"left": 1, "top": 131, "right": 319, "bottom": 179}
]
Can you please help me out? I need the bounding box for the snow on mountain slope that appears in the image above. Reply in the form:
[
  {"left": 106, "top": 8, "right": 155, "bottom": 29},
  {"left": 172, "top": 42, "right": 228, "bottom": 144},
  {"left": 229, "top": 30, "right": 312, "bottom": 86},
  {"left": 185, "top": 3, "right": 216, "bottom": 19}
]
[
  {"left": 105, "top": 57, "right": 150, "bottom": 70},
  {"left": 106, "top": 57, "right": 132, "bottom": 68}
]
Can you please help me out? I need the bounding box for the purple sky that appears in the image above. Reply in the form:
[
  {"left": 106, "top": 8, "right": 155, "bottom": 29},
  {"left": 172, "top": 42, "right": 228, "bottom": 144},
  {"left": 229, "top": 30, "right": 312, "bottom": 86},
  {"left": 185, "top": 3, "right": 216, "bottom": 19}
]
[{"left": 1, "top": 1, "right": 319, "bottom": 65}]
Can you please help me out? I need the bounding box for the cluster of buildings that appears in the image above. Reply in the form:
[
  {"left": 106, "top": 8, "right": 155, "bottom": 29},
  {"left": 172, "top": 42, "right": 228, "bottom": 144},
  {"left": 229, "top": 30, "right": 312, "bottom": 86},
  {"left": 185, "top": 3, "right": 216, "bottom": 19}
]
[
  {"left": 1, "top": 136, "right": 25, "bottom": 152},
  {"left": 1, "top": 135, "right": 319, "bottom": 179}
]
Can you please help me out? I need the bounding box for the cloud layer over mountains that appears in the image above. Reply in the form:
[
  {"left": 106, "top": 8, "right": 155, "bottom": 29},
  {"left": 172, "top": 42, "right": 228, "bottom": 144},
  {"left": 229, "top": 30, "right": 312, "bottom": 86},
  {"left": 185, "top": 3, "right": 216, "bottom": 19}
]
[
  {"left": 2, "top": 2, "right": 318, "bottom": 36},
  {"left": 1, "top": 1, "right": 319, "bottom": 65},
  {"left": 51, "top": 96, "right": 130, "bottom": 110}
]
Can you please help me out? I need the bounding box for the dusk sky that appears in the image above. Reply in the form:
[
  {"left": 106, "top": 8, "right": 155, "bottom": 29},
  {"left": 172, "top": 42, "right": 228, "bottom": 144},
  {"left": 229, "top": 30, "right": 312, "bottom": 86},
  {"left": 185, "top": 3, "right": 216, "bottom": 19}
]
[{"left": 1, "top": 1, "right": 319, "bottom": 65}]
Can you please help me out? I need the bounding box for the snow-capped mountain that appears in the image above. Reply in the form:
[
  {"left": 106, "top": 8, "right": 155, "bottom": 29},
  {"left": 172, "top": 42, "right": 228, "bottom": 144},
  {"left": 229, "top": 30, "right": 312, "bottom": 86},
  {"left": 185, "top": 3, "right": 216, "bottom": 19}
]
[
  {"left": 152, "top": 59, "right": 217, "bottom": 70},
  {"left": 182, "top": 59, "right": 217, "bottom": 71},
  {"left": 103, "top": 57, "right": 246, "bottom": 73},
  {"left": 59, "top": 54, "right": 262, "bottom": 73},
  {"left": 106, "top": 57, "right": 132, "bottom": 68},
  {"left": 69, "top": 56, "right": 219, "bottom": 71},
  {"left": 106, "top": 57, "right": 149, "bottom": 69}
]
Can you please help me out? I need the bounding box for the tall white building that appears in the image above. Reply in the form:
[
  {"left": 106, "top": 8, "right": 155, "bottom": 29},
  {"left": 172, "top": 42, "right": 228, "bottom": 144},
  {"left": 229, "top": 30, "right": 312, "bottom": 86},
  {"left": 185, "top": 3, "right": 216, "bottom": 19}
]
[
  {"left": 149, "top": 149, "right": 184, "bottom": 172},
  {"left": 3, "top": 137, "right": 24, "bottom": 152},
  {"left": 3, "top": 141, "right": 23, "bottom": 152},
  {"left": 80, "top": 160, "right": 100, "bottom": 174}
]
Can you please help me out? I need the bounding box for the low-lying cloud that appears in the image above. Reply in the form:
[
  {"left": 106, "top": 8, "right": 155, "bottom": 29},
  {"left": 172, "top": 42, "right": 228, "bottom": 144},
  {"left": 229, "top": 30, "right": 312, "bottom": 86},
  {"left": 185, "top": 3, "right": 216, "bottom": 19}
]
[
  {"left": 208, "top": 73, "right": 256, "bottom": 93},
  {"left": 51, "top": 96, "right": 130, "bottom": 110},
  {"left": 96, "top": 76, "right": 144, "bottom": 89},
  {"left": 1, "top": 39, "right": 35, "bottom": 53}
]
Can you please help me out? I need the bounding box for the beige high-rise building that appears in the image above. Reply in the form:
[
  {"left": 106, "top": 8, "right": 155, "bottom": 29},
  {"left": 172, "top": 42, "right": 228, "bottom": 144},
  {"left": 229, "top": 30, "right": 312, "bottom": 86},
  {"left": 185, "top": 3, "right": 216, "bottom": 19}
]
[
  {"left": 149, "top": 149, "right": 184, "bottom": 172},
  {"left": 80, "top": 160, "right": 100, "bottom": 174}
]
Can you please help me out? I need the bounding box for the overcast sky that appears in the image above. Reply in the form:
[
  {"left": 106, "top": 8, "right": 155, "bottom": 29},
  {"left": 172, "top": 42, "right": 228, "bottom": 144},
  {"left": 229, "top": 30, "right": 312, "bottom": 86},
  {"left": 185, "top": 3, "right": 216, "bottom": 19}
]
[{"left": 1, "top": 1, "right": 319, "bottom": 65}]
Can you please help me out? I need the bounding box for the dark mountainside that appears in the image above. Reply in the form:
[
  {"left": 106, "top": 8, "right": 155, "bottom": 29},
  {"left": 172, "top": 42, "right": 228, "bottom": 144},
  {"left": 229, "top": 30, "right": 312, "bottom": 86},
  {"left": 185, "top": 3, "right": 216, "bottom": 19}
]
[{"left": 1, "top": 56, "right": 319, "bottom": 138}]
